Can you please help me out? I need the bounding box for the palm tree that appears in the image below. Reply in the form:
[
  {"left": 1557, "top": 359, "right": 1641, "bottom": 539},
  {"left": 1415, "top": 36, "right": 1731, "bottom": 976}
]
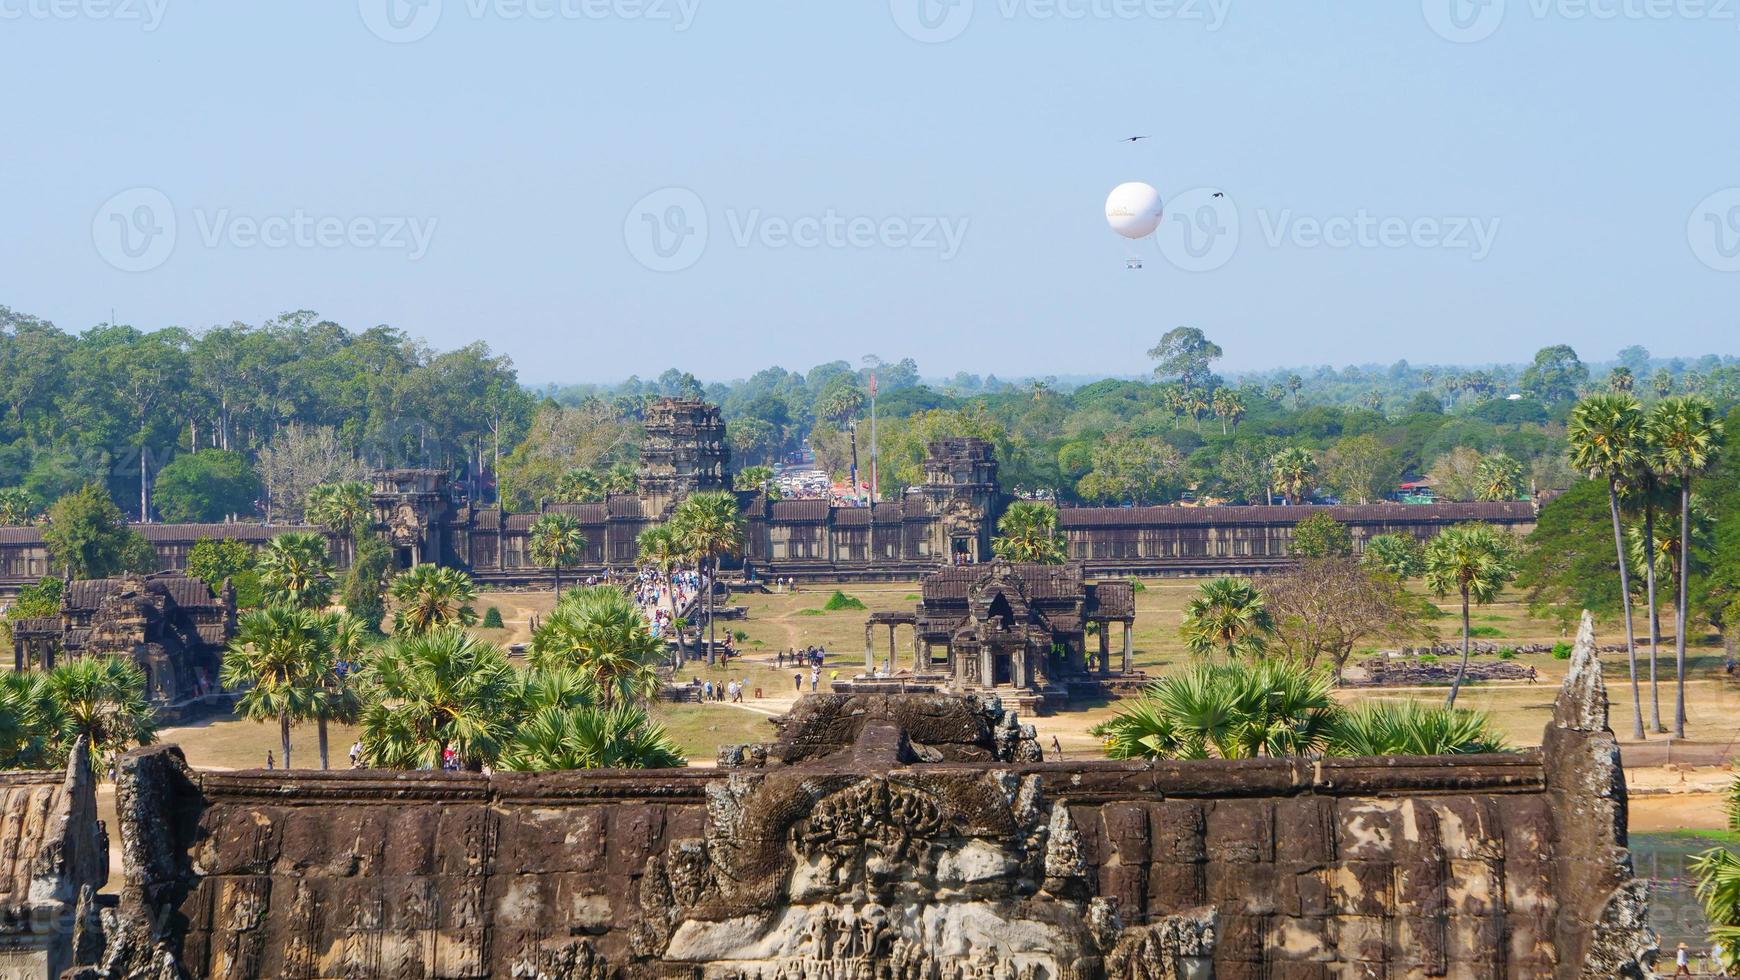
[
  {"left": 1423, "top": 523, "right": 1518, "bottom": 708},
  {"left": 1269, "top": 447, "right": 1317, "bottom": 505},
  {"left": 222, "top": 607, "right": 328, "bottom": 770},
  {"left": 1327, "top": 700, "right": 1506, "bottom": 756},
  {"left": 529, "top": 586, "right": 665, "bottom": 707},
  {"left": 1473, "top": 453, "right": 1523, "bottom": 502},
  {"left": 500, "top": 671, "right": 684, "bottom": 771},
  {"left": 1646, "top": 396, "right": 1724, "bottom": 738},
  {"left": 1608, "top": 366, "right": 1635, "bottom": 392},
  {"left": 1691, "top": 774, "right": 1740, "bottom": 975},
  {"left": 0, "top": 672, "right": 53, "bottom": 768},
  {"left": 1210, "top": 388, "right": 1245, "bottom": 435},
  {"left": 603, "top": 461, "right": 639, "bottom": 496},
  {"left": 358, "top": 628, "right": 518, "bottom": 771},
  {"left": 554, "top": 468, "right": 604, "bottom": 503},
  {"left": 1567, "top": 393, "right": 1647, "bottom": 739},
  {"left": 308, "top": 612, "right": 369, "bottom": 769},
  {"left": 528, "top": 513, "right": 588, "bottom": 598},
  {"left": 670, "top": 491, "right": 744, "bottom": 666},
  {"left": 305, "top": 481, "right": 372, "bottom": 567},
  {"left": 1362, "top": 533, "right": 1425, "bottom": 579},
  {"left": 39, "top": 657, "right": 157, "bottom": 771},
  {"left": 388, "top": 564, "right": 479, "bottom": 636},
  {"left": 991, "top": 501, "right": 1066, "bottom": 564},
  {"left": 1093, "top": 660, "right": 1335, "bottom": 759},
  {"left": 736, "top": 465, "right": 780, "bottom": 500},
  {"left": 0, "top": 488, "right": 37, "bottom": 527},
  {"left": 1180, "top": 577, "right": 1272, "bottom": 660},
  {"left": 638, "top": 524, "right": 688, "bottom": 662},
  {"left": 258, "top": 532, "right": 336, "bottom": 610}
]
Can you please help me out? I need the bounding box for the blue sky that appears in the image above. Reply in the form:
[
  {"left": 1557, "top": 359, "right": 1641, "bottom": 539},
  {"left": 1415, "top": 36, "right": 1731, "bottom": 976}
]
[{"left": 3, "top": 1, "right": 1736, "bottom": 384}]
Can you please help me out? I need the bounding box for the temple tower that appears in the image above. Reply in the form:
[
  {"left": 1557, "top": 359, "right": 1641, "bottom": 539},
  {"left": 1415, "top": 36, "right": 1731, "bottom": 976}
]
[
  {"left": 637, "top": 398, "right": 731, "bottom": 517},
  {"left": 912, "top": 438, "right": 1000, "bottom": 563}
]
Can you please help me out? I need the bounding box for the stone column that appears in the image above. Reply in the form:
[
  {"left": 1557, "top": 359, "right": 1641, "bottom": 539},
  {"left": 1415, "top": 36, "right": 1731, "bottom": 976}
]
[
  {"left": 1098, "top": 626, "right": 1111, "bottom": 677},
  {"left": 913, "top": 630, "right": 924, "bottom": 672},
  {"left": 1122, "top": 622, "right": 1133, "bottom": 675},
  {"left": 887, "top": 626, "right": 897, "bottom": 674},
  {"left": 864, "top": 624, "right": 875, "bottom": 674}
]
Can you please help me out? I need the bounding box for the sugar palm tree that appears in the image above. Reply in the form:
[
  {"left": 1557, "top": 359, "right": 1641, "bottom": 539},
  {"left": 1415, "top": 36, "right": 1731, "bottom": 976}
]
[
  {"left": 222, "top": 607, "right": 329, "bottom": 770},
  {"left": 1327, "top": 700, "right": 1506, "bottom": 756},
  {"left": 0, "top": 488, "right": 38, "bottom": 527},
  {"left": 1646, "top": 395, "right": 1724, "bottom": 738},
  {"left": 1212, "top": 388, "right": 1245, "bottom": 435},
  {"left": 40, "top": 657, "right": 157, "bottom": 772},
  {"left": 307, "top": 612, "right": 369, "bottom": 769},
  {"left": 637, "top": 524, "right": 688, "bottom": 662},
  {"left": 500, "top": 671, "right": 683, "bottom": 771},
  {"left": 1423, "top": 523, "right": 1518, "bottom": 708},
  {"left": 991, "top": 501, "right": 1066, "bottom": 564},
  {"left": 529, "top": 585, "right": 665, "bottom": 707},
  {"left": 528, "top": 513, "right": 588, "bottom": 598},
  {"left": 305, "top": 481, "right": 372, "bottom": 567},
  {"left": 603, "top": 461, "right": 639, "bottom": 496},
  {"left": 1362, "top": 533, "right": 1425, "bottom": 579},
  {"left": 1093, "top": 660, "right": 1335, "bottom": 760},
  {"left": 1625, "top": 471, "right": 1673, "bottom": 734},
  {"left": 1473, "top": 453, "right": 1522, "bottom": 502},
  {"left": 357, "top": 628, "right": 517, "bottom": 771},
  {"left": 1179, "top": 576, "right": 1272, "bottom": 660},
  {"left": 388, "top": 564, "right": 479, "bottom": 636},
  {"left": 1567, "top": 393, "right": 1647, "bottom": 739},
  {"left": 258, "top": 531, "right": 336, "bottom": 611},
  {"left": 1692, "top": 774, "right": 1740, "bottom": 975},
  {"left": 670, "top": 491, "right": 744, "bottom": 666},
  {"left": 1269, "top": 447, "right": 1317, "bottom": 505}
]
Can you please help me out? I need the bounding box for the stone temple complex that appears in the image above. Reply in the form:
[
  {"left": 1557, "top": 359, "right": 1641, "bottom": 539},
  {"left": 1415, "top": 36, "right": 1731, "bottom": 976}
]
[
  {"left": 7, "top": 612, "right": 1652, "bottom": 979},
  {"left": 851, "top": 561, "right": 1139, "bottom": 714},
  {"left": 0, "top": 398, "right": 1537, "bottom": 596}
]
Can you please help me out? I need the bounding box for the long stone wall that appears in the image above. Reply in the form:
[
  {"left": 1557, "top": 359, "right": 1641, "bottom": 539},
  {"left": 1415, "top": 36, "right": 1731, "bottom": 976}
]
[{"left": 87, "top": 613, "right": 1651, "bottom": 980}]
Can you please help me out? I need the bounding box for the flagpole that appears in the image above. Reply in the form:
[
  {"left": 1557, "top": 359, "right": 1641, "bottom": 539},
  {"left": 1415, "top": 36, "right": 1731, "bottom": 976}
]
[{"left": 868, "top": 371, "right": 878, "bottom": 562}]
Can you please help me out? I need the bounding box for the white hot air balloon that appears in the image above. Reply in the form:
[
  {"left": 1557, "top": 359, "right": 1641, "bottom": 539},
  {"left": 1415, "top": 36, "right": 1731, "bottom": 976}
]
[{"left": 1105, "top": 181, "right": 1165, "bottom": 240}]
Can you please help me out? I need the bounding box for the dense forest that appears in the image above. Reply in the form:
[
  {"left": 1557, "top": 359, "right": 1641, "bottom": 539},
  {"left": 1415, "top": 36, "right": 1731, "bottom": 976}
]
[{"left": 3, "top": 305, "right": 1738, "bottom": 523}]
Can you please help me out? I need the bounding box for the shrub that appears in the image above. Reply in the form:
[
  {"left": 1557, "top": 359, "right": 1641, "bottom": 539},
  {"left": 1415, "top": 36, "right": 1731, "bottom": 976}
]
[
  {"left": 1552, "top": 641, "right": 1573, "bottom": 660},
  {"left": 1468, "top": 626, "right": 1504, "bottom": 638},
  {"left": 1419, "top": 654, "right": 1441, "bottom": 664},
  {"left": 482, "top": 606, "right": 505, "bottom": 629},
  {"left": 1497, "top": 647, "right": 1517, "bottom": 660},
  {"left": 1127, "top": 577, "right": 1147, "bottom": 592},
  {"left": 823, "top": 591, "right": 867, "bottom": 611}
]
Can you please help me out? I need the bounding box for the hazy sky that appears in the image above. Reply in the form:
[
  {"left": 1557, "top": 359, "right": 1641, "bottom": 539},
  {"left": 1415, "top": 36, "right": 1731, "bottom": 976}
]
[{"left": 3, "top": 1, "right": 1736, "bottom": 384}]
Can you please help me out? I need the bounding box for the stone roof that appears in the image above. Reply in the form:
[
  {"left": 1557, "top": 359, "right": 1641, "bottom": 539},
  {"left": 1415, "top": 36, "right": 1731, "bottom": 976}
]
[
  {"left": 1055, "top": 501, "right": 1533, "bottom": 528},
  {"left": 922, "top": 561, "right": 1086, "bottom": 602}
]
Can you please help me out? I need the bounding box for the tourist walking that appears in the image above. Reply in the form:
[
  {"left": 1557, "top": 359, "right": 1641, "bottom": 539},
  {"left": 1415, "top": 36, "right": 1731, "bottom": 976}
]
[
  {"left": 265, "top": 751, "right": 275, "bottom": 770},
  {"left": 1675, "top": 943, "right": 1691, "bottom": 977}
]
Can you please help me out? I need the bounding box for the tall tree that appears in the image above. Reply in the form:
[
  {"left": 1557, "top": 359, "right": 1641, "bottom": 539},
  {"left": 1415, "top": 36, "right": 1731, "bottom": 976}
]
[
  {"left": 528, "top": 513, "right": 588, "bottom": 598},
  {"left": 529, "top": 586, "right": 664, "bottom": 707},
  {"left": 1567, "top": 393, "right": 1648, "bottom": 739},
  {"left": 1646, "top": 396, "right": 1723, "bottom": 738},
  {"left": 1424, "top": 523, "right": 1518, "bottom": 708},
  {"left": 1147, "top": 327, "right": 1223, "bottom": 391},
  {"left": 1180, "top": 577, "right": 1272, "bottom": 660},
  {"left": 1269, "top": 447, "right": 1317, "bottom": 506},
  {"left": 305, "top": 480, "right": 373, "bottom": 566},
  {"left": 358, "top": 628, "right": 517, "bottom": 771},
  {"left": 388, "top": 565, "right": 479, "bottom": 636},
  {"left": 222, "top": 607, "right": 328, "bottom": 770},
  {"left": 670, "top": 491, "right": 744, "bottom": 666},
  {"left": 258, "top": 532, "right": 336, "bottom": 610},
  {"left": 991, "top": 501, "right": 1067, "bottom": 564},
  {"left": 41, "top": 485, "right": 156, "bottom": 579},
  {"left": 39, "top": 657, "right": 157, "bottom": 770},
  {"left": 152, "top": 450, "right": 261, "bottom": 522},
  {"left": 637, "top": 524, "right": 688, "bottom": 662}
]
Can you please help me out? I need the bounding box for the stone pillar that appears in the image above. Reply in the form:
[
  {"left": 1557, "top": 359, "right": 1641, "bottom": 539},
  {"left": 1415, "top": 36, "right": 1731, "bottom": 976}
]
[
  {"left": 864, "top": 624, "right": 875, "bottom": 674},
  {"left": 1098, "top": 626, "right": 1110, "bottom": 677},
  {"left": 913, "top": 630, "right": 924, "bottom": 672},
  {"left": 1122, "top": 622, "right": 1133, "bottom": 675}
]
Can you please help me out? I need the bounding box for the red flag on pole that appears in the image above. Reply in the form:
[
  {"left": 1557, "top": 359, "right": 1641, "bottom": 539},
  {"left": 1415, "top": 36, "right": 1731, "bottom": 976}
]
[{"left": 868, "top": 372, "right": 878, "bottom": 397}]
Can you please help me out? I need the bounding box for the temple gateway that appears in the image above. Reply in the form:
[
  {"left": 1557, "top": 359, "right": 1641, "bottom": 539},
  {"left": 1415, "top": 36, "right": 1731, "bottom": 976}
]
[{"left": 854, "top": 561, "right": 1139, "bottom": 714}]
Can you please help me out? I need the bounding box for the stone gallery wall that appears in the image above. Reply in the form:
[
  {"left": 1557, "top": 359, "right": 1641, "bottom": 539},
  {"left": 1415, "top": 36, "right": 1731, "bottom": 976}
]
[{"left": 94, "top": 616, "right": 1651, "bottom": 980}]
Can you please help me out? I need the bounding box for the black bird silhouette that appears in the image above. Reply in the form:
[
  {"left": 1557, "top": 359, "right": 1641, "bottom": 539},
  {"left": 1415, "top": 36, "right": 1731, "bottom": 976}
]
[
  {"left": 1212, "top": 192, "right": 1225, "bottom": 198},
  {"left": 1120, "top": 136, "right": 1150, "bottom": 143}
]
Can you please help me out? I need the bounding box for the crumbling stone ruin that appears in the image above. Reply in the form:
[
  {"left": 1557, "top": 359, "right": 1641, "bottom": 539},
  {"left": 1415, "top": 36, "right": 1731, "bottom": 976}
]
[
  {"left": 10, "top": 572, "right": 235, "bottom": 706},
  {"left": 74, "top": 610, "right": 1653, "bottom": 979},
  {"left": 0, "top": 741, "right": 107, "bottom": 978}
]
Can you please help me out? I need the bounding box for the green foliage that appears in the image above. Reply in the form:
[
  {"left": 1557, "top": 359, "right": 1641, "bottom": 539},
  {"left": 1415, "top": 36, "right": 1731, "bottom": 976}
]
[
  {"left": 38, "top": 657, "right": 157, "bottom": 771},
  {"left": 0, "top": 487, "right": 40, "bottom": 526},
  {"left": 258, "top": 532, "right": 335, "bottom": 610},
  {"left": 498, "top": 699, "right": 684, "bottom": 771},
  {"left": 1691, "top": 772, "right": 1740, "bottom": 973},
  {"left": 1270, "top": 447, "right": 1317, "bottom": 505},
  {"left": 528, "top": 586, "right": 664, "bottom": 707},
  {"left": 1424, "top": 522, "right": 1521, "bottom": 705},
  {"left": 1517, "top": 480, "right": 1626, "bottom": 625},
  {"left": 1092, "top": 660, "right": 1335, "bottom": 760},
  {"left": 482, "top": 606, "right": 504, "bottom": 629},
  {"left": 222, "top": 606, "right": 331, "bottom": 769},
  {"left": 992, "top": 501, "right": 1067, "bottom": 564},
  {"left": 1467, "top": 625, "right": 1504, "bottom": 638},
  {"left": 1327, "top": 700, "right": 1506, "bottom": 756},
  {"left": 1497, "top": 647, "right": 1517, "bottom": 659},
  {"left": 152, "top": 450, "right": 261, "bottom": 522},
  {"left": 822, "top": 591, "right": 867, "bottom": 611},
  {"left": 388, "top": 564, "right": 479, "bottom": 636},
  {"left": 340, "top": 534, "right": 393, "bottom": 633},
  {"left": 528, "top": 513, "right": 588, "bottom": 594},
  {"left": 186, "top": 538, "right": 261, "bottom": 607},
  {"left": 357, "top": 628, "right": 518, "bottom": 770},
  {"left": 1363, "top": 533, "right": 1425, "bottom": 579},
  {"left": 42, "top": 485, "right": 156, "bottom": 579},
  {"left": 1180, "top": 577, "right": 1272, "bottom": 660},
  {"left": 1290, "top": 514, "right": 1352, "bottom": 559},
  {"left": 1552, "top": 641, "right": 1573, "bottom": 660}
]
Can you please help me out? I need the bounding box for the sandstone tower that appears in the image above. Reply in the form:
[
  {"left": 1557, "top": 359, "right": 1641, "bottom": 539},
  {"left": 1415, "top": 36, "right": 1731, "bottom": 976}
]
[{"left": 637, "top": 398, "right": 731, "bottom": 518}]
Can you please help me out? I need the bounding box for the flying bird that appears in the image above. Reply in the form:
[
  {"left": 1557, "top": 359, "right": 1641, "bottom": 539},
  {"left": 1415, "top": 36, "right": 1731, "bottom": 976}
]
[
  {"left": 1212, "top": 192, "right": 1225, "bottom": 198},
  {"left": 1120, "top": 136, "right": 1150, "bottom": 143}
]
